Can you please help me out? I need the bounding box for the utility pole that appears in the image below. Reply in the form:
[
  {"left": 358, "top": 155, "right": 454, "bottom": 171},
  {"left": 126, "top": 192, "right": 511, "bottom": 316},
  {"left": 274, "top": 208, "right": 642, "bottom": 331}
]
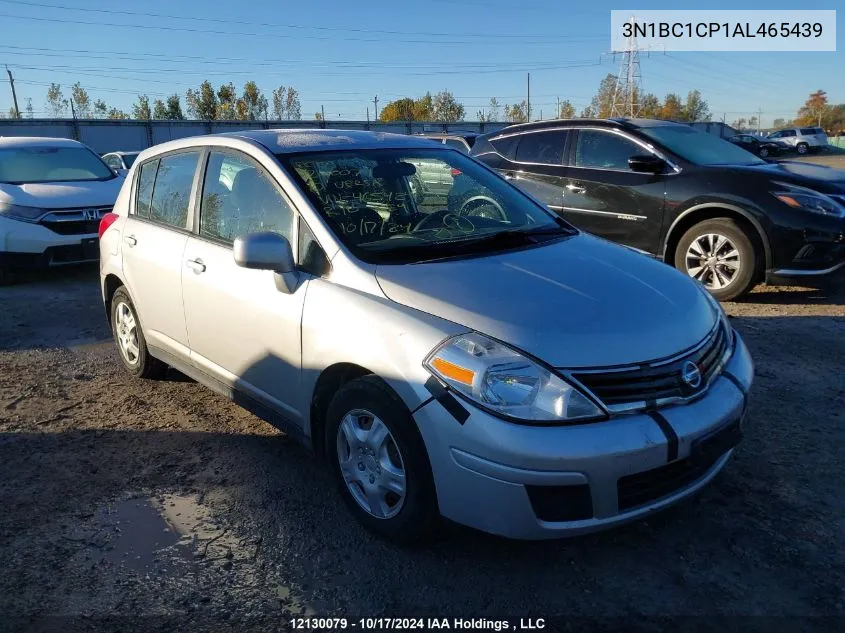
[
  {"left": 5, "top": 66, "right": 20, "bottom": 119},
  {"left": 373, "top": 95, "right": 379, "bottom": 121},
  {"left": 321, "top": 104, "right": 325, "bottom": 121},
  {"left": 556, "top": 96, "right": 560, "bottom": 119},
  {"left": 526, "top": 73, "right": 531, "bottom": 122},
  {"left": 757, "top": 106, "right": 762, "bottom": 134},
  {"left": 69, "top": 98, "right": 76, "bottom": 120},
  {"left": 366, "top": 107, "right": 369, "bottom": 124}
]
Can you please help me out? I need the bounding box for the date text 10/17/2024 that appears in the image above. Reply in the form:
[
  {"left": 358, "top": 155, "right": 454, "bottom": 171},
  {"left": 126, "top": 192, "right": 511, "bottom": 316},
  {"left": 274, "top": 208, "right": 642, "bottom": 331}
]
[{"left": 290, "top": 618, "right": 546, "bottom": 630}]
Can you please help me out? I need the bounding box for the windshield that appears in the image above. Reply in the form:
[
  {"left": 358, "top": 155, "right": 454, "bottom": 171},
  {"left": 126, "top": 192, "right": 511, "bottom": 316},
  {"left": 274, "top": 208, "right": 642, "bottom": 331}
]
[
  {"left": 0, "top": 146, "right": 115, "bottom": 184},
  {"left": 640, "top": 126, "right": 766, "bottom": 166},
  {"left": 281, "top": 148, "right": 571, "bottom": 264}
]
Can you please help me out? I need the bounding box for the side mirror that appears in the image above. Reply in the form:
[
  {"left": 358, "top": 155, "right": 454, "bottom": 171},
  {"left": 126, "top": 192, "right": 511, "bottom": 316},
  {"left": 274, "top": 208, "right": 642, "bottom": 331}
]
[
  {"left": 233, "top": 231, "right": 298, "bottom": 293},
  {"left": 628, "top": 155, "right": 668, "bottom": 174}
]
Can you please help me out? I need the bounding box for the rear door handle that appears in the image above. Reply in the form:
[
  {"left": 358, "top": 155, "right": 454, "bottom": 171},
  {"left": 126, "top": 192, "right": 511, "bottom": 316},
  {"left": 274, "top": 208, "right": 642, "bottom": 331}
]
[
  {"left": 123, "top": 235, "right": 137, "bottom": 247},
  {"left": 566, "top": 183, "right": 586, "bottom": 194},
  {"left": 185, "top": 258, "right": 206, "bottom": 274}
]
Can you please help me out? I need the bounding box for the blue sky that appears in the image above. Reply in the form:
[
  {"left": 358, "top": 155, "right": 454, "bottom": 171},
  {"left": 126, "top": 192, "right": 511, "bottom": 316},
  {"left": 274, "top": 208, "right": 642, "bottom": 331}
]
[{"left": 0, "top": 0, "right": 841, "bottom": 125}]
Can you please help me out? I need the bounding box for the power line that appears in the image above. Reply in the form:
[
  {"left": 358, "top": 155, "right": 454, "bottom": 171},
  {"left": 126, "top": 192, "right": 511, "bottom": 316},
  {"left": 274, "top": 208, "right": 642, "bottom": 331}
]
[
  {"left": 0, "top": 0, "right": 601, "bottom": 41},
  {"left": 0, "top": 12, "right": 604, "bottom": 46}
]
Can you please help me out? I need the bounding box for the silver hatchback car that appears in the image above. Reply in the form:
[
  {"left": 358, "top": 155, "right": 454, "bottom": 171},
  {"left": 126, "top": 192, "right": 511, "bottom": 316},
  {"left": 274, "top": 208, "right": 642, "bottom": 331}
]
[{"left": 99, "top": 130, "right": 753, "bottom": 541}]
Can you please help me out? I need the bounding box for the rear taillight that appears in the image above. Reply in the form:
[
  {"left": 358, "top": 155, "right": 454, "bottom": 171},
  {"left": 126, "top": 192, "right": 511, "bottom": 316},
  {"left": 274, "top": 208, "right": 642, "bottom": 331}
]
[
  {"left": 98, "top": 212, "right": 119, "bottom": 239},
  {"left": 450, "top": 168, "right": 462, "bottom": 176}
]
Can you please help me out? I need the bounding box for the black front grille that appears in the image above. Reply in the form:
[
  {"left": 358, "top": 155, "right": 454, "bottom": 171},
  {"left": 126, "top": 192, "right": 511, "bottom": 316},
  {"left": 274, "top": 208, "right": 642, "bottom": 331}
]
[
  {"left": 572, "top": 325, "right": 729, "bottom": 407},
  {"left": 617, "top": 420, "right": 741, "bottom": 511},
  {"left": 40, "top": 219, "right": 100, "bottom": 235}
]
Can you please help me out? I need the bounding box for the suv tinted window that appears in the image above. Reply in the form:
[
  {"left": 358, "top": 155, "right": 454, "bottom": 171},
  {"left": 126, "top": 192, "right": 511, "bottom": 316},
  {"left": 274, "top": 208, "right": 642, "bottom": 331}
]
[
  {"left": 782, "top": 129, "right": 796, "bottom": 137},
  {"left": 800, "top": 127, "right": 818, "bottom": 135},
  {"left": 135, "top": 159, "right": 159, "bottom": 219},
  {"left": 574, "top": 130, "right": 641, "bottom": 170},
  {"left": 514, "top": 130, "right": 568, "bottom": 164},
  {"left": 149, "top": 152, "right": 199, "bottom": 228},
  {"left": 490, "top": 135, "right": 518, "bottom": 159},
  {"left": 200, "top": 151, "right": 294, "bottom": 243}
]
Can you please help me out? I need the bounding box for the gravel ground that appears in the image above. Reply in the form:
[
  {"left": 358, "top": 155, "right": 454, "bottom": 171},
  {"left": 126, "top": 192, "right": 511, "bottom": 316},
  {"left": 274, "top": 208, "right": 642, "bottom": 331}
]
[{"left": 1, "top": 265, "right": 844, "bottom": 633}]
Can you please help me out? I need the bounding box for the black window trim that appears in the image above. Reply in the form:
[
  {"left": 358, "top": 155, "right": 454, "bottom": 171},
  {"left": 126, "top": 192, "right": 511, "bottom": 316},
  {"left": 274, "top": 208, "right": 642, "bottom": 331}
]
[
  {"left": 130, "top": 147, "right": 205, "bottom": 234},
  {"left": 569, "top": 126, "right": 682, "bottom": 174}
]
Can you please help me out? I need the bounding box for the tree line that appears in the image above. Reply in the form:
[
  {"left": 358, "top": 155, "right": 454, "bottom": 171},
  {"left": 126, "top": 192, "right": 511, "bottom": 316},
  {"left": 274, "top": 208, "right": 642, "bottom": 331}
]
[
  {"left": 763, "top": 90, "right": 845, "bottom": 134},
  {"left": 38, "top": 80, "right": 302, "bottom": 122}
]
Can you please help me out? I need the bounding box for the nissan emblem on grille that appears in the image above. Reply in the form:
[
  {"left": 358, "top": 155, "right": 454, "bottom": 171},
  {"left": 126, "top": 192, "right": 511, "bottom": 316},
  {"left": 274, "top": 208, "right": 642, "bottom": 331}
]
[{"left": 681, "top": 361, "right": 702, "bottom": 389}]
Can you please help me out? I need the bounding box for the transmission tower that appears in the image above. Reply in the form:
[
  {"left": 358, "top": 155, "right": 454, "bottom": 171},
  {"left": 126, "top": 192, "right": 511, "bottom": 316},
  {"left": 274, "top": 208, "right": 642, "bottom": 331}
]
[{"left": 610, "top": 16, "right": 642, "bottom": 118}]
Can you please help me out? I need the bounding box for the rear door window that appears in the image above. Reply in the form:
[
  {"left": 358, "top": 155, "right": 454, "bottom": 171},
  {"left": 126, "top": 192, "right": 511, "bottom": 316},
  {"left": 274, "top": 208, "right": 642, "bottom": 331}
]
[
  {"left": 782, "top": 130, "right": 797, "bottom": 137},
  {"left": 134, "top": 159, "right": 159, "bottom": 219},
  {"left": 514, "top": 130, "right": 569, "bottom": 164},
  {"left": 148, "top": 151, "right": 200, "bottom": 229}
]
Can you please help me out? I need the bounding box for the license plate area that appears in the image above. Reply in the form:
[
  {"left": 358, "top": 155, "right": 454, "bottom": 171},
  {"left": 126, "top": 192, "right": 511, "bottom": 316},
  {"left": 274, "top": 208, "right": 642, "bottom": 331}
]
[{"left": 81, "top": 237, "right": 99, "bottom": 259}]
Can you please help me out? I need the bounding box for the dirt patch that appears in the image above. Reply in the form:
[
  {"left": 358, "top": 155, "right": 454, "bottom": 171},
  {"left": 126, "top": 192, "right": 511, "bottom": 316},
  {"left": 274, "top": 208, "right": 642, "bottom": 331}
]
[{"left": 1, "top": 266, "right": 844, "bottom": 631}]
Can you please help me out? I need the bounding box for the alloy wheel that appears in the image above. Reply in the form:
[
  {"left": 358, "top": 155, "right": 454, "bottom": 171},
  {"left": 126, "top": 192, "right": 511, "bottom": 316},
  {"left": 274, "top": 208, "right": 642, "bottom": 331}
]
[
  {"left": 336, "top": 409, "right": 406, "bottom": 519},
  {"left": 684, "top": 233, "right": 741, "bottom": 291},
  {"left": 115, "top": 301, "right": 140, "bottom": 365}
]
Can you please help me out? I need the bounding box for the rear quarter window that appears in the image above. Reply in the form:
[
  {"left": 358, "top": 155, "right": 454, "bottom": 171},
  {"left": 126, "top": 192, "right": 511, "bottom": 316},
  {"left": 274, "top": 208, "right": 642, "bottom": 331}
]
[
  {"left": 134, "top": 159, "right": 159, "bottom": 219},
  {"left": 800, "top": 127, "right": 819, "bottom": 135},
  {"left": 489, "top": 135, "right": 518, "bottom": 159}
]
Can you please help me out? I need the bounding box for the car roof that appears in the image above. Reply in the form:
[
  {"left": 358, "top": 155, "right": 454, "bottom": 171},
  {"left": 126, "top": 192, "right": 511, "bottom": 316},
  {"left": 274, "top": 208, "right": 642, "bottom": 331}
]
[
  {"left": 417, "top": 132, "right": 480, "bottom": 139},
  {"left": 481, "top": 117, "right": 687, "bottom": 139},
  {"left": 222, "top": 128, "right": 442, "bottom": 153},
  {"left": 105, "top": 150, "right": 140, "bottom": 156},
  {"left": 0, "top": 136, "right": 87, "bottom": 149}
]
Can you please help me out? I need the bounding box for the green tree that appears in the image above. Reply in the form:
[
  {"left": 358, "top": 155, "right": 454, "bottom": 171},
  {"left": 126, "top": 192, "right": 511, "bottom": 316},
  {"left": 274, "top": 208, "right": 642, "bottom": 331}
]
[
  {"left": 413, "top": 93, "right": 433, "bottom": 120},
  {"left": 152, "top": 99, "right": 167, "bottom": 119},
  {"left": 432, "top": 90, "right": 464, "bottom": 122},
  {"left": 488, "top": 97, "right": 501, "bottom": 121},
  {"left": 165, "top": 94, "right": 184, "bottom": 120},
  {"left": 638, "top": 93, "right": 661, "bottom": 118},
  {"left": 747, "top": 115, "right": 758, "bottom": 131},
  {"left": 590, "top": 73, "right": 617, "bottom": 118},
  {"left": 772, "top": 118, "right": 787, "bottom": 129},
  {"left": 186, "top": 81, "right": 218, "bottom": 120},
  {"left": 659, "top": 93, "right": 684, "bottom": 120},
  {"left": 132, "top": 95, "right": 151, "bottom": 120},
  {"left": 93, "top": 99, "right": 108, "bottom": 118},
  {"left": 558, "top": 99, "right": 576, "bottom": 119},
  {"left": 732, "top": 117, "right": 747, "bottom": 130},
  {"left": 108, "top": 108, "right": 129, "bottom": 120},
  {"left": 70, "top": 82, "right": 91, "bottom": 118},
  {"left": 315, "top": 111, "right": 323, "bottom": 121},
  {"left": 216, "top": 82, "right": 236, "bottom": 119},
  {"left": 681, "top": 90, "right": 710, "bottom": 122},
  {"left": 241, "top": 81, "right": 267, "bottom": 121},
  {"left": 46, "top": 83, "right": 66, "bottom": 117},
  {"left": 579, "top": 105, "right": 596, "bottom": 118},
  {"left": 796, "top": 90, "right": 828, "bottom": 126},
  {"left": 272, "top": 85, "right": 287, "bottom": 119},
  {"left": 285, "top": 87, "right": 301, "bottom": 120},
  {"left": 24, "top": 98, "right": 34, "bottom": 119},
  {"left": 506, "top": 101, "right": 528, "bottom": 123}
]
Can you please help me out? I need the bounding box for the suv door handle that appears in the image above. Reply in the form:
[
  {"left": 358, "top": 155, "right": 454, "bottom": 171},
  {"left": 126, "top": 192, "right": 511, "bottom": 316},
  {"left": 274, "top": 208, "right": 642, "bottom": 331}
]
[
  {"left": 566, "top": 183, "right": 586, "bottom": 194},
  {"left": 185, "top": 258, "right": 206, "bottom": 273},
  {"left": 502, "top": 171, "right": 515, "bottom": 180},
  {"left": 123, "top": 235, "right": 137, "bottom": 247}
]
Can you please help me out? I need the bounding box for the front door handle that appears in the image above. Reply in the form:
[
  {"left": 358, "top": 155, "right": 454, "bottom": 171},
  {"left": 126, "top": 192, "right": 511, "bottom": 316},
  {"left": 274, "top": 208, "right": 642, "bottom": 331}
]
[
  {"left": 123, "top": 235, "right": 137, "bottom": 247},
  {"left": 566, "top": 183, "right": 586, "bottom": 194},
  {"left": 185, "top": 258, "right": 206, "bottom": 274},
  {"left": 503, "top": 171, "right": 515, "bottom": 180}
]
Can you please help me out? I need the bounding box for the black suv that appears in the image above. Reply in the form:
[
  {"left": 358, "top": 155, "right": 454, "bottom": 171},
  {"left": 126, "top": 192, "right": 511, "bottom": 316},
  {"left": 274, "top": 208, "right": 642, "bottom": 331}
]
[{"left": 470, "top": 118, "right": 845, "bottom": 300}]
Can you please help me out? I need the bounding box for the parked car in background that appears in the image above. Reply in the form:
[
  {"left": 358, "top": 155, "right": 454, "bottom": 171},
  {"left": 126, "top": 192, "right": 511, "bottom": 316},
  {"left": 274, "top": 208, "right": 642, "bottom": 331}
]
[
  {"left": 766, "top": 127, "right": 828, "bottom": 154},
  {"left": 727, "top": 134, "right": 785, "bottom": 158},
  {"left": 470, "top": 118, "right": 845, "bottom": 300},
  {"left": 0, "top": 137, "right": 122, "bottom": 284},
  {"left": 406, "top": 133, "right": 480, "bottom": 203},
  {"left": 415, "top": 132, "right": 480, "bottom": 153},
  {"left": 102, "top": 151, "right": 140, "bottom": 176},
  {"left": 99, "top": 129, "right": 752, "bottom": 541}
]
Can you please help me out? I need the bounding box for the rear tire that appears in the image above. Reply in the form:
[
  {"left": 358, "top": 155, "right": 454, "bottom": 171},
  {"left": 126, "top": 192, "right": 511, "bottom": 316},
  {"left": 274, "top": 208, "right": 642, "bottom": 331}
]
[
  {"left": 110, "top": 286, "right": 167, "bottom": 379},
  {"left": 674, "top": 218, "right": 757, "bottom": 302},
  {"left": 325, "top": 375, "right": 438, "bottom": 543}
]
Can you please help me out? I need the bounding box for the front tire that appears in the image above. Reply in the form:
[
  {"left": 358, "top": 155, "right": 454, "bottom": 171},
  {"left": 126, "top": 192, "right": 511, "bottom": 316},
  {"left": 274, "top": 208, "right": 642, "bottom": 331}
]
[
  {"left": 325, "top": 376, "right": 438, "bottom": 543},
  {"left": 110, "top": 287, "right": 167, "bottom": 379},
  {"left": 796, "top": 142, "right": 809, "bottom": 155},
  {"left": 674, "top": 218, "right": 757, "bottom": 301},
  {"left": 758, "top": 147, "right": 769, "bottom": 158}
]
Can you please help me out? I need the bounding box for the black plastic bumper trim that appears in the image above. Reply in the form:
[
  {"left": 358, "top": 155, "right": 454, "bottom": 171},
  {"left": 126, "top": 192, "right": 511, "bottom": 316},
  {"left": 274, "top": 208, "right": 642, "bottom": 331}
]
[
  {"left": 647, "top": 408, "right": 679, "bottom": 462},
  {"left": 424, "top": 376, "right": 470, "bottom": 425}
]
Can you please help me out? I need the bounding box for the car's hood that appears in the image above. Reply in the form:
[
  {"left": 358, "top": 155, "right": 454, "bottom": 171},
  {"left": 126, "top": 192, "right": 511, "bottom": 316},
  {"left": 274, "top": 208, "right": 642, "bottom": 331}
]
[
  {"left": 0, "top": 178, "right": 123, "bottom": 209},
  {"left": 375, "top": 234, "right": 718, "bottom": 368},
  {"left": 714, "top": 161, "right": 845, "bottom": 191}
]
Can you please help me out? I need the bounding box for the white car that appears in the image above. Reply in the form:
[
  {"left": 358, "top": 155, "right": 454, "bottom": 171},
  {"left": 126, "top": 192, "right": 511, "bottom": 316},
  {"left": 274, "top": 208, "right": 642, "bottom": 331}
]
[
  {"left": 0, "top": 137, "right": 123, "bottom": 284},
  {"left": 766, "top": 126, "right": 829, "bottom": 154}
]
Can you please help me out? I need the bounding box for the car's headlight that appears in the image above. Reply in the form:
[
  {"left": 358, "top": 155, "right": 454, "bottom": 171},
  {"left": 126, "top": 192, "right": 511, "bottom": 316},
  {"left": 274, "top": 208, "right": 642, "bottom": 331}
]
[
  {"left": 423, "top": 332, "right": 604, "bottom": 422},
  {"left": 772, "top": 189, "right": 845, "bottom": 218},
  {"left": 0, "top": 202, "right": 47, "bottom": 222}
]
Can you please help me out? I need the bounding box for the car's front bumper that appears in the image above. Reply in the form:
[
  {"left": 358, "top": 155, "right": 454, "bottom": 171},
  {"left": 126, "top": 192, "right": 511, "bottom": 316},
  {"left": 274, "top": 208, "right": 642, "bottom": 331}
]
[
  {"left": 413, "top": 331, "right": 753, "bottom": 539},
  {"left": 0, "top": 215, "right": 99, "bottom": 269}
]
